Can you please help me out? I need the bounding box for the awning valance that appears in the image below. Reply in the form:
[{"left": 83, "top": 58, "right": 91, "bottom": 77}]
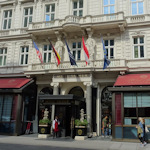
[{"left": 114, "top": 74, "right": 150, "bottom": 86}]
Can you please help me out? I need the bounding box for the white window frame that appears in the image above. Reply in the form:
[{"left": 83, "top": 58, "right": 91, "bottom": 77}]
[
  {"left": 0, "top": 48, "right": 7, "bottom": 66},
  {"left": 104, "top": 39, "right": 114, "bottom": 59},
  {"left": 23, "top": 7, "right": 33, "bottom": 27},
  {"left": 72, "top": 0, "right": 83, "bottom": 17},
  {"left": 20, "top": 46, "right": 29, "bottom": 65},
  {"left": 72, "top": 42, "right": 81, "bottom": 61},
  {"left": 2, "top": 10, "right": 12, "bottom": 30},
  {"left": 43, "top": 45, "right": 52, "bottom": 63},
  {"left": 103, "top": 0, "right": 115, "bottom": 14},
  {"left": 45, "top": 4, "right": 55, "bottom": 21},
  {"left": 131, "top": 0, "right": 144, "bottom": 15},
  {"left": 133, "top": 37, "right": 144, "bottom": 59}
]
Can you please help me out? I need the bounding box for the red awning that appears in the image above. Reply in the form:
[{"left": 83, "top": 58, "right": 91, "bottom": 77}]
[
  {"left": 0, "top": 78, "right": 32, "bottom": 89},
  {"left": 114, "top": 74, "right": 150, "bottom": 86}
]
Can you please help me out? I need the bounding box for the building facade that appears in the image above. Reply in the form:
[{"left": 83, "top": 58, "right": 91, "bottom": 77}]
[{"left": 0, "top": 0, "right": 150, "bottom": 141}]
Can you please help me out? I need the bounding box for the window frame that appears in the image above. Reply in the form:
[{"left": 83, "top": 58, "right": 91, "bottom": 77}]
[
  {"left": 104, "top": 39, "right": 114, "bottom": 59},
  {"left": 133, "top": 36, "right": 144, "bottom": 59},
  {"left": 43, "top": 44, "right": 52, "bottom": 63},
  {"left": 0, "top": 48, "right": 7, "bottom": 66},
  {"left": 72, "top": 41, "right": 82, "bottom": 61},
  {"left": 103, "top": 0, "right": 115, "bottom": 14},
  {"left": 2, "top": 10, "right": 12, "bottom": 30},
  {"left": 72, "top": 0, "right": 83, "bottom": 17},
  {"left": 19, "top": 46, "right": 29, "bottom": 65},
  {"left": 131, "top": 0, "right": 144, "bottom": 15},
  {"left": 45, "top": 4, "right": 55, "bottom": 21},
  {"left": 23, "top": 7, "right": 33, "bottom": 28}
]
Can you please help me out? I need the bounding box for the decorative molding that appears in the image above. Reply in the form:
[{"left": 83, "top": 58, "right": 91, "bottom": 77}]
[{"left": 51, "top": 82, "right": 59, "bottom": 87}]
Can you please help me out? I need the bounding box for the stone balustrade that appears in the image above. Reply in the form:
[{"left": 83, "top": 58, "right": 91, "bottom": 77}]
[{"left": 28, "top": 59, "right": 126, "bottom": 72}]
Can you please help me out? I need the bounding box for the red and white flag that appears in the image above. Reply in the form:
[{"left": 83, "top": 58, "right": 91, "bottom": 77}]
[{"left": 82, "top": 36, "right": 90, "bottom": 65}]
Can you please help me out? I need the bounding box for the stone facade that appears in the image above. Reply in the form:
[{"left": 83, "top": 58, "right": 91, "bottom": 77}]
[{"left": 0, "top": 0, "right": 150, "bottom": 136}]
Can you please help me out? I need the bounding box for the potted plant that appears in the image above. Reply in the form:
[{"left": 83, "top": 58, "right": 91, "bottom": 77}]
[
  {"left": 38, "top": 108, "right": 51, "bottom": 135},
  {"left": 75, "top": 109, "right": 88, "bottom": 136}
]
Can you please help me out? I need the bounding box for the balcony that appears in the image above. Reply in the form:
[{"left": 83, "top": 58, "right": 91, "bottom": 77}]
[
  {"left": 28, "top": 12, "right": 125, "bottom": 33},
  {"left": 26, "top": 59, "right": 127, "bottom": 75},
  {"left": 126, "top": 14, "right": 150, "bottom": 25}
]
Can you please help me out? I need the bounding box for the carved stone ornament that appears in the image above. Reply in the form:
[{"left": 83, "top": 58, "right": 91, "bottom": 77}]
[
  {"left": 55, "top": 38, "right": 64, "bottom": 60},
  {"left": 86, "top": 37, "right": 96, "bottom": 60}
]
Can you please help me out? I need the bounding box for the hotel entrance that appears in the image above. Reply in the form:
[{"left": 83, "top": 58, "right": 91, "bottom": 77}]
[{"left": 38, "top": 94, "right": 85, "bottom": 138}]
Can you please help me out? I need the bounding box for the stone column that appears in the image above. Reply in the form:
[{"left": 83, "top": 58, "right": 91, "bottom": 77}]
[
  {"left": 84, "top": 82, "right": 92, "bottom": 136},
  {"left": 96, "top": 84, "right": 103, "bottom": 136},
  {"left": 51, "top": 83, "right": 59, "bottom": 125}
]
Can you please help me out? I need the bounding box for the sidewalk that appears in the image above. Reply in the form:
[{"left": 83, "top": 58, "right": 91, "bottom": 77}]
[{"left": 0, "top": 134, "right": 149, "bottom": 150}]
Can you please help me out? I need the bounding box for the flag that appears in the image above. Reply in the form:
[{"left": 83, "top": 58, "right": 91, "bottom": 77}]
[
  {"left": 82, "top": 36, "right": 90, "bottom": 65},
  {"left": 101, "top": 36, "right": 110, "bottom": 70},
  {"left": 48, "top": 40, "right": 61, "bottom": 66},
  {"left": 33, "top": 41, "right": 43, "bottom": 63},
  {"left": 65, "top": 39, "right": 77, "bottom": 66}
]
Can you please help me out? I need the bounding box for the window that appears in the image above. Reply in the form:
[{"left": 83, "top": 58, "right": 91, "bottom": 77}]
[
  {"left": 73, "top": 0, "right": 83, "bottom": 17},
  {"left": 124, "top": 93, "right": 150, "bottom": 125},
  {"left": 0, "top": 48, "right": 7, "bottom": 66},
  {"left": 131, "top": 0, "right": 144, "bottom": 15},
  {"left": 103, "top": 0, "right": 115, "bottom": 14},
  {"left": 20, "top": 46, "right": 29, "bottom": 65},
  {"left": 104, "top": 40, "right": 114, "bottom": 59},
  {"left": 45, "top": 4, "right": 55, "bottom": 21},
  {"left": 133, "top": 37, "right": 144, "bottom": 58},
  {"left": 23, "top": 7, "right": 33, "bottom": 27},
  {"left": 3, "top": 10, "right": 12, "bottom": 30},
  {"left": 72, "top": 42, "right": 81, "bottom": 60},
  {"left": 43, "top": 45, "right": 52, "bottom": 63},
  {"left": 0, "top": 95, "right": 13, "bottom": 122}
]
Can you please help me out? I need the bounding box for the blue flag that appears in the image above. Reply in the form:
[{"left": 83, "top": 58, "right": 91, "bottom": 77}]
[
  {"left": 65, "top": 39, "right": 77, "bottom": 66},
  {"left": 101, "top": 37, "right": 110, "bottom": 70}
]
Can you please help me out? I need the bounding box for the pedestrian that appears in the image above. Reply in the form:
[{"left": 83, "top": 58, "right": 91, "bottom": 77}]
[
  {"left": 102, "top": 116, "right": 108, "bottom": 137},
  {"left": 53, "top": 116, "right": 60, "bottom": 138},
  {"left": 137, "top": 117, "right": 146, "bottom": 147},
  {"left": 142, "top": 118, "right": 147, "bottom": 146}
]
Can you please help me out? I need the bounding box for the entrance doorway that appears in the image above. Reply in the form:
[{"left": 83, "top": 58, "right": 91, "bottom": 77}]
[
  {"left": 101, "top": 87, "right": 112, "bottom": 136},
  {"left": 55, "top": 105, "right": 73, "bottom": 137}
]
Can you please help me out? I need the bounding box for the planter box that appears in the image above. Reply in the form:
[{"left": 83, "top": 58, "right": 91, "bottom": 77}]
[
  {"left": 38, "top": 124, "right": 50, "bottom": 134},
  {"left": 75, "top": 126, "right": 87, "bottom": 136}
]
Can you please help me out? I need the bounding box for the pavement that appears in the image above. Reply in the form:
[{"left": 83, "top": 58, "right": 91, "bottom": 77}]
[{"left": 0, "top": 134, "right": 149, "bottom": 150}]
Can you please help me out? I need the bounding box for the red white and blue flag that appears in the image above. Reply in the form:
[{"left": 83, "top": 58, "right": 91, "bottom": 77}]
[
  {"left": 33, "top": 41, "right": 43, "bottom": 64},
  {"left": 82, "top": 36, "right": 90, "bottom": 65}
]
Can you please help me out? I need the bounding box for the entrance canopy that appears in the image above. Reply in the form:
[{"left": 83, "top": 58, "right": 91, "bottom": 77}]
[
  {"left": 38, "top": 94, "right": 84, "bottom": 105},
  {"left": 114, "top": 74, "right": 150, "bottom": 86}
]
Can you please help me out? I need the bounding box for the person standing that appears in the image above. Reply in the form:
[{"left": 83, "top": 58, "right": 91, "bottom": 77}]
[
  {"left": 142, "top": 118, "right": 147, "bottom": 146},
  {"left": 102, "top": 116, "right": 108, "bottom": 137},
  {"left": 53, "top": 116, "right": 60, "bottom": 138}
]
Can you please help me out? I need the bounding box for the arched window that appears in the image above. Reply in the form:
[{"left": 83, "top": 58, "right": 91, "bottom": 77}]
[
  {"left": 69, "top": 86, "right": 84, "bottom": 97},
  {"left": 40, "top": 87, "right": 53, "bottom": 95}
]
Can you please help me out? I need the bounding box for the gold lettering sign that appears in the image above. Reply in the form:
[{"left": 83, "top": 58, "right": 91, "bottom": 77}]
[
  {"left": 41, "top": 128, "right": 45, "bottom": 134},
  {"left": 78, "top": 129, "right": 82, "bottom": 135}
]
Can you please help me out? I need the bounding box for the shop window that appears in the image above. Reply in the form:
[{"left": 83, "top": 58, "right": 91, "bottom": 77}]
[
  {"left": 43, "top": 45, "right": 52, "bottom": 63},
  {"left": 73, "top": 0, "right": 83, "bottom": 17},
  {"left": 0, "top": 48, "right": 7, "bottom": 66},
  {"left": 20, "top": 46, "right": 29, "bottom": 65},
  {"left": 103, "top": 0, "right": 115, "bottom": 14},
  {"left": 131, "top": 0, "right": 143, "bottom": 15},
  {"left": 72, "top": 42, "right": 81, "bottom": 60},
  {"left": 104, "top": 40, "right": 114, "bottom": 59},
  {"left": 45, "top": 4, "right": 55, "bottom": 21},
  {"left": 3, "top": 10, "right": 12, "bottom": 30},
  {"left": 133, "top": 37, "right": 144, "bottom": 58},
  {"left": 124, "top": 93, "right": 150, "bottom": 125},
  {"left": 0, "top": 95, "right": 13, "bottom": 122},
  {"left": 23, "top": 7, "right": 33, "bottom": 27}
]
